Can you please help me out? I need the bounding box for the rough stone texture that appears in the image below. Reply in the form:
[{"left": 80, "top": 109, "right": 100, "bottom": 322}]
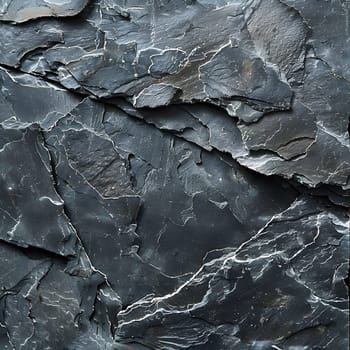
[{"left": 0, "top": 1, "right": 349, "bottom": 349}]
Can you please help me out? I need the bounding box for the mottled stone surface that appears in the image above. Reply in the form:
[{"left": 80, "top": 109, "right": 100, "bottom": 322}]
[{"left": 0, "top": 0, "right": 349, "bottom": 349}]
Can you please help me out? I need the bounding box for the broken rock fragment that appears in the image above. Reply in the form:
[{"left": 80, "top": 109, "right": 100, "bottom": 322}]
[{"left": 0, "top": 0, "right": 89, "bottom": 23}]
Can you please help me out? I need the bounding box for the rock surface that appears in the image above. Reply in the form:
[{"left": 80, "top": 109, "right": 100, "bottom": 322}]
[{"left": 0, "top": 0, "right": 348, "bottom": 349}]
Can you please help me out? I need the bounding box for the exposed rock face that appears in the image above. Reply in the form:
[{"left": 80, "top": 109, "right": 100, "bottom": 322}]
[{"left": 0, "top": 1, "right": 348, "bottom": 349}]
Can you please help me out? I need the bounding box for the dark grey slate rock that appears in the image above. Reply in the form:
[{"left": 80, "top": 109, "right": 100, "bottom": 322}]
[
  {"left": 0, "top": 126, "right": 78, "bottom": 255},
  {"left": 0, "top": 0, "right": 88, "bottom": 23},
  {"left": 0, "top": 0, "right": 348, "bottom": 349}
]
